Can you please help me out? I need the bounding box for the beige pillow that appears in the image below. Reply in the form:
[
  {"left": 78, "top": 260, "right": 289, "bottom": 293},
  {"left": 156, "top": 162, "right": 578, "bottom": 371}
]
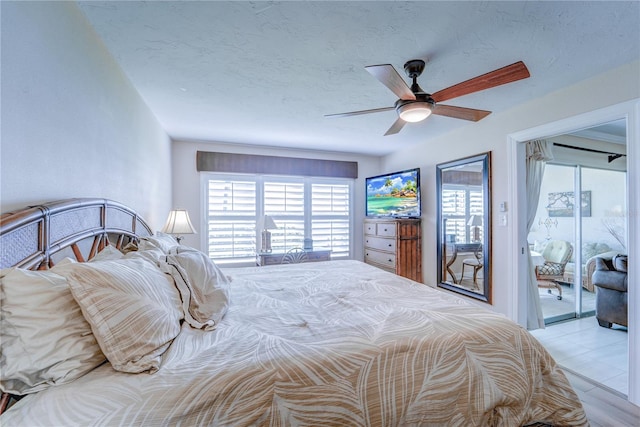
[
  {"left": 0, "top": 266, "right": 105, "bottom": 395},
  {"left": 66, "top": 257, "right": 183, "bottom": 373}
]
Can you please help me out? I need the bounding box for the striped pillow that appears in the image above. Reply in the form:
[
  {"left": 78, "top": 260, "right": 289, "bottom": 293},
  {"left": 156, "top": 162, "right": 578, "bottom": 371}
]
[{"left": 66, "top": 257, "right": 183, "bottom": 373}]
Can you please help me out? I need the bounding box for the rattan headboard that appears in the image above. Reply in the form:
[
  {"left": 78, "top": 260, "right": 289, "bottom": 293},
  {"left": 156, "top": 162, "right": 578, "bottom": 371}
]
[
  {"left": 0, "top": 198, "right": 153, "bottom": 412},
  {"left": 0, "top": 198, "right": 152, "bottom": 270}
]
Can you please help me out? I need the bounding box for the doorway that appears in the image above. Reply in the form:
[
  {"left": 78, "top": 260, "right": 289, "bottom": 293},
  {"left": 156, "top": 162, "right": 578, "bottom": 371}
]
[
  {"left": 526, "top": 130, "right": 629, "bottom": 395},
  {"left": 506, "top": 100, "right": 639, "bottom": 405}
]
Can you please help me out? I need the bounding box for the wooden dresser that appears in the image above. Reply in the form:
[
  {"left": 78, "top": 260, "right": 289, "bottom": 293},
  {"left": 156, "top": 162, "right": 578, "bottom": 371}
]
[{"left": 364, "top": 218, "right": 422, "bottom": 282}]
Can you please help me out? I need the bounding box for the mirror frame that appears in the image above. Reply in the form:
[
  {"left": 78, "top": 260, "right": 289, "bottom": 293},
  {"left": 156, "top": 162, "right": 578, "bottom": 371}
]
[{"left": 436, "top": 152, "right": 492, "bottom": 303}]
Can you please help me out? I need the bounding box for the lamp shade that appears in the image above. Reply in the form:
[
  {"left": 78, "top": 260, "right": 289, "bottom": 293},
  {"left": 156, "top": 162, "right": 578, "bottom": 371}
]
[
  {"left": 162, "top": 209, "right": 196, "bottom": 236},
  {"left": 263, "top": 215, "right": 277, "bottom": 230}
]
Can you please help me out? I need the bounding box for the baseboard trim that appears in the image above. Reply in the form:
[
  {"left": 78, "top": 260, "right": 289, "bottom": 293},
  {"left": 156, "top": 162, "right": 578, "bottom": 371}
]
[{"left": 560, "top": 365, "right": 628, "bottom": 400}]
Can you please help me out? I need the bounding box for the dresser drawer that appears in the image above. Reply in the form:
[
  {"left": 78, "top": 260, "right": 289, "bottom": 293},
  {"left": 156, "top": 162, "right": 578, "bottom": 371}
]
[
  {"left": 365, "top": 249, "right": 396, "bottom": 269},
  {"left": 364, "top": 222, "right": 376, "bottom": 235},
  {"left": 364, "top": 236, "right": 396, "bottom": 252},
  {"left": 375, "top": 222, "right": 396, "bottom": 237}
]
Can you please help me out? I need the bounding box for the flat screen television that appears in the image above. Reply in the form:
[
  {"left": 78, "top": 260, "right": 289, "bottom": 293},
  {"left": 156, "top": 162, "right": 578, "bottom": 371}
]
[{"left": 366, "top": 168, "right": 421, "bottom": 218}]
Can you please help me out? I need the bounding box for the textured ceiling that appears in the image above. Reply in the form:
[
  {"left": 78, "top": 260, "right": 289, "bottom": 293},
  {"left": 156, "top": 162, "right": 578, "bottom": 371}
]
[{"left": 77, "top": 1, "right": 640, "bottom": 156}]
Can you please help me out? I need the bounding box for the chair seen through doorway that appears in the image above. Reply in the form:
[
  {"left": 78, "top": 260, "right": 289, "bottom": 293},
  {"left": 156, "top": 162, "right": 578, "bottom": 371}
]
[{"left": 535, "top": 240, "right": 573, "bottom": 300}]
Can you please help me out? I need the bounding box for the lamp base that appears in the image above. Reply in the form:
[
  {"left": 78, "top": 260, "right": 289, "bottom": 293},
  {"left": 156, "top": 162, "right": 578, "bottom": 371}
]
[{"left": 261, "top": 230, "right": 272, "bottom": 252}]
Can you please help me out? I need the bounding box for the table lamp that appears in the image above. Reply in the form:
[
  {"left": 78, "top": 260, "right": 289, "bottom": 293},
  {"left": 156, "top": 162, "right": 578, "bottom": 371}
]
[
  {"left": 467, "top": 215, "right": 483, "bottom": 242},
  {"left": 161, "top": 209, "right": 196, "bottom": 244},
  {"left": 261, "top": 215, "right": 278, "bottom": 253}
]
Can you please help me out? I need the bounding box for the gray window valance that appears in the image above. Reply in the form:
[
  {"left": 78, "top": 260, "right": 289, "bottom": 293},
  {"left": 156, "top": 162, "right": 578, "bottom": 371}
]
[{"left": 196, "top": 151, "right": 358, "bottom": 178}]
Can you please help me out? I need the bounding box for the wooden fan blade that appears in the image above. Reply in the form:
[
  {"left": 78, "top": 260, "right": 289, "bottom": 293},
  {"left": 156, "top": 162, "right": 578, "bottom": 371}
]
[
  {"left": 432, "top": 105, "right": 491, "bottom": 121},
  {"left": 365, "top": 64, "right": 416, "bottom": 101},
  {"left": 384, "top": 117, "right": 406, "bottom": 136},
  {"left": 431, "top": 61, "right": 530, "bottom": 103},
  {"left": 324, "top": 106, "right": 395, "bottom": 118}
]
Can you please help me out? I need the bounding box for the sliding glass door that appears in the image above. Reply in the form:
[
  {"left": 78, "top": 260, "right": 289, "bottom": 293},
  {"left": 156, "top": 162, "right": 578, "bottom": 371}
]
[{"left": 530, "top": 164, "right": 626, "bottom": 323}]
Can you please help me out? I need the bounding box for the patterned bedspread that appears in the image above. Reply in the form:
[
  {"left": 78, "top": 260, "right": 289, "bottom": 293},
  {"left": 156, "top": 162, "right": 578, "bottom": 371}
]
[{"left": 2, "top": 260, "right": 587, "bottom": 426}]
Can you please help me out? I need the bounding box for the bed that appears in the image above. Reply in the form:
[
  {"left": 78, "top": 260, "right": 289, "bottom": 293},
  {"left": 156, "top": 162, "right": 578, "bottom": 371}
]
[{"left": 0, "top": 198, "right": 588, "bottom": 426}]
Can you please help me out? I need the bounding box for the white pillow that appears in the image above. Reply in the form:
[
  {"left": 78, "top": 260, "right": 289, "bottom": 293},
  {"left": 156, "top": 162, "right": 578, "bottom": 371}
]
[
  {"left": 125, "top": 245, "right": 166, "bottom": 263},
  {"left": 139, "top": 231, "right": 179, "bottom": 254},
  {"left": 160, "top": 248, "right": 230, "bottom": 330},
  {"left": 0, "top": 266, "right": 105, "bottom": 395},
  {"left": 89, "top": 244, "right": 124, "bottom": 262},
  {"left": 65, "top": 257, "right": 183, "bottom": 374}
]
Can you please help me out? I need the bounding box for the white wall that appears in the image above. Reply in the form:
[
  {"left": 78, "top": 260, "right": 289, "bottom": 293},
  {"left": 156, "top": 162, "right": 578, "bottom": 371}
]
[
  {"left": 381, "top": 60, "right": 640, "bottom": 317},
  {"left": 171, "top": 139, "right": 380, "bottom": 257},
  {"left": 0, "top": 1, "right": 171, "bottom": 228}
]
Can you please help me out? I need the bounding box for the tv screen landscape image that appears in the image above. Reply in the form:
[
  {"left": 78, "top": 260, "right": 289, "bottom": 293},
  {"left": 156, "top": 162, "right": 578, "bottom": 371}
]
[{"left": 366, "top": 168, "right": 421, "bottom": 218}]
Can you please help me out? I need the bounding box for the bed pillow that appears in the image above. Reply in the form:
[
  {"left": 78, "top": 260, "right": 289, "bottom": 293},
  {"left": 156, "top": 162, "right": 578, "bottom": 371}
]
[
  {"left": 160, "top": 248, "right": 230, "bottom": 330},
  {"left": 0, "top": 266, "right": 105, "bottom": 395},
  {"left": 65, "top": 257, "right": 183, "bottom": 374},
  {"left": 89, "top": 244, "right": 124, "bottom": 261},
  {"left": 139, "top": 231, "right": 179, "bottom": 254},
  {"left": 125, "top": 245, "right": 166, "bottom": 263}
]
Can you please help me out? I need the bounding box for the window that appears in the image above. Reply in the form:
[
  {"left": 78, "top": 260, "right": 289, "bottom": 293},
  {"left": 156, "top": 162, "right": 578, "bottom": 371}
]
[
  {"left": 204, "top": 174, "right": 352, "bottom": 263},
  {"left": 442, "top": 184, "right": 483, "bottom": 243}
]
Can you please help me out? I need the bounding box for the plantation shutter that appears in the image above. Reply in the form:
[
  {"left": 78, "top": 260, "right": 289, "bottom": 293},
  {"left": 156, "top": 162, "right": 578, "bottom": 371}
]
[
  {"left": 442, "top": 185, "right": 483, "bottom": 243},
  {"left": 206, "top": 179, "right": 257, "bottom": 259},
  {"left": 204, "top": 175, "right": 352, "bottom": 263},
  {"left": 265, "top": 181, "right": 305, "bottom": 252},
  {"left": 311, "top": 183, "right": 350, "bottom": 258}
]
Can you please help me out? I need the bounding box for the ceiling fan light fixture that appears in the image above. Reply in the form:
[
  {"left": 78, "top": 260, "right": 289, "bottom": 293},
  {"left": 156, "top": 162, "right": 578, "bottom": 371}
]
[{"left": 397, "top": 101, "right": 433, "bottom": 123}]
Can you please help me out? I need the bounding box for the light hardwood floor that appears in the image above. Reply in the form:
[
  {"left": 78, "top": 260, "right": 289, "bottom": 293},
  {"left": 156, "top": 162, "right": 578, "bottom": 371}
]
[
  {"left": 529, "top": 312, "right": 638, "bottom": 425},
  {"left": 530, "top": 316, "right": 628, "bottom": 394},
  {"left": 563, "top": 369, "right": 640, "bottom": 426}
]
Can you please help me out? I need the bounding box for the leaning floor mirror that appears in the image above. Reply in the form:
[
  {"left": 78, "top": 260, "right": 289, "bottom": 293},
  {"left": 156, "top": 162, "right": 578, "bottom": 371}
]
[{"left": 436, "top": 152, "right": 492, "bottom": 303}]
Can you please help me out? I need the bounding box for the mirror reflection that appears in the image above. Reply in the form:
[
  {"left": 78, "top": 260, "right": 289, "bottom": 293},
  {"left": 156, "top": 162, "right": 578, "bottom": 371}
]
[{"left": 437, "top": 152, "right": 491, "bottom": 303}]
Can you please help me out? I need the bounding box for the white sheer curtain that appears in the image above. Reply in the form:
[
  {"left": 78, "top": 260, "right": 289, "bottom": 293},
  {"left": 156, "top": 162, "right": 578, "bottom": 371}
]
[{"left": 526, "top": 140, "right": 554, "bottom": 330}]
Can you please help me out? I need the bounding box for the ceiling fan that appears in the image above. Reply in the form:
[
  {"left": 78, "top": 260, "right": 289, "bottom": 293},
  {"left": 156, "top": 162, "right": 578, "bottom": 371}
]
[{"left": 325, "top": 59, "right": 530, "bottom": 135}]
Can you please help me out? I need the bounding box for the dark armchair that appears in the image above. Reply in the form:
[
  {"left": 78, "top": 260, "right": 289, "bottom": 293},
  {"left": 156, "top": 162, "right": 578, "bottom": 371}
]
[{"left": 591, "top": 255, "right": 628, "bottom": 328}]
